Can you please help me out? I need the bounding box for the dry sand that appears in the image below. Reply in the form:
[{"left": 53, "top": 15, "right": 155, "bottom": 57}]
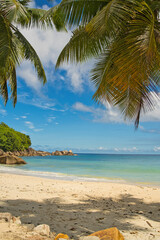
[{"left": 0, "top": 173, "right": 160, "bottom": 239}]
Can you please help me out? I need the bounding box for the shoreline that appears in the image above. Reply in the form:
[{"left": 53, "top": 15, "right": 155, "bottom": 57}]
[
  {"left": 0, "top": 173, "right": 160, "bottom": 239},
  {"left": 0, "top": 164, "right": 160, "bottom": 188}
]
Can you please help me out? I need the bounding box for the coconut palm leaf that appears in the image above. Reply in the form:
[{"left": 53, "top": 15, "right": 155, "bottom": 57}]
[
  {"left": 14, "top": 28, "right": 46, "bottom": 84},
  {"left": 0, "top": 14, "right": 12, "bottom": 68},
  {"left": 91, "top": 3, "right": 160, "bottom": 126},
  {"left": 56, "top": 26, "right": 109, "bottom": 67},
  {"left": 8, "top": 61, "right": 17, "bottom": 106},
  {"left": 56, "top": 0, "right": 160, "bottom": 126},
  {"left": 85, "top": 0, "right": 147, "bottom": 38},
  {"left": 0, "top": 0, "right": 50, "bottom": 105},
  {"left": 0, "top": 74, "right": 8, "bottom": 105},
  {"left": 41, "top": 5, "right": 66, "bottom": 30},
  {"left": 0, "top": 0, "right": 28, "bottom": 22},
  {"left": 54, "top": 0, "right": 111, "bottom": 27}
]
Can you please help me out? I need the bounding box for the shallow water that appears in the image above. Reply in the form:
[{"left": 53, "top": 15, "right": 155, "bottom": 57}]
[{"left": 0, "top": 154, "right": 160, "bottom": 185}]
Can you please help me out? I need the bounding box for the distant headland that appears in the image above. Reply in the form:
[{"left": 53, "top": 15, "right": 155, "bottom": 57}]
[
  {"left": 0, "top": 148, "right": 77, "bottom": 165},
  {"left": 0, "top": 122, "right": 76, "bottom": 165}
]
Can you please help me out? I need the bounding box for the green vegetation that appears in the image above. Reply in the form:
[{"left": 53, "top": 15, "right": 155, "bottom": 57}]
[
  {"left": 1, "top": 0, "right": 160, "bottom": 128},
  {"left": 52, "top": 0, "right": 160, "bottom": 127},
  {"left": 0, "top": 0, "right": 65, "bottom": 106},
  {"left": 0, "top": 122, "right": 31, "bottom": 152}
]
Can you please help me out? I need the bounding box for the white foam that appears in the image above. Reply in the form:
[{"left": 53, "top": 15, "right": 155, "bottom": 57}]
[{"left": 0, "top": 165, "right": 126, "bottom": 183}]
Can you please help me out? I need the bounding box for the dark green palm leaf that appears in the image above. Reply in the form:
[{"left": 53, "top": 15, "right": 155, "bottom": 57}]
[
  {"left": 56, "top": 26, "right": 109, "bottom": 67},
  {"left": 58, "top": 0, "right": 111, "bottom": 27},
  {"left": 14, "top": 28, "right": 46, "bottom": 84}
]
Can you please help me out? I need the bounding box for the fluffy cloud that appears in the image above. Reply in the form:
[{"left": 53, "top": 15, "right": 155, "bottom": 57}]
[
  {"left": 17, "top": 61, "right": 42, "bottom": 92},
  {"left": 114, "top": 147, "right": 138, "bottom": 152},
  {"left": 25, "top": 121, "right": 43, "bottom": 132},
  {"left": 18, "top": 93, "right": 65, "bottom": 112},
  {"left": 0, "top": 105, "right": 7, "bottom": 116},
  {"left": 140, "top": 93, "right": 160, "bottom": 122},
  {"left": 73, "top": 102, "right": 93, "bottom": 112},
  {"left": 154, "top": 146, "right": 160, "bottom": 152},
  {"left": 25, "top": 121, "right": 34, "bottom": 129},
  {"left": 18, "top": 26, "right": 91, "bottom": 93},
  {"left": 73, "top": 101, "right": 124, "bottom": 123},
  {"left": 73, "top": 93, "right": 160, "bottom": 124},
  {"left": 47, "top": 116, "right": 56, "bottom": 123}
]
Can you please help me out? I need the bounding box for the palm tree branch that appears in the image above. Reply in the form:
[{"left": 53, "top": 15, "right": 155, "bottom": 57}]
[
  {"left": 57, "top": 0, "right": 111, "bottom": 27},
  {"left": 14, "top": 28, "right": 47, "bottom": 84}
]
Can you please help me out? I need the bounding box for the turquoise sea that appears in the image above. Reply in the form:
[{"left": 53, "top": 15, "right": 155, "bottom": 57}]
[{"left": 0, "top": 154, "right": 160, "bottom": 186}]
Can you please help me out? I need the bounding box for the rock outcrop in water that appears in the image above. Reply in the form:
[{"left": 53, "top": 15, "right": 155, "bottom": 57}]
[
  {"left": 52, "top": 150, "right": 77, "bottom": 156},
  {"left": 11, "top": 148, "right": 52, "bottom": 157},
  {"left": 0, "top": 149, "right": 26, "bottom": 165},
  {"left": 0, "top": 148, "right": 77, "bottom": 165}
]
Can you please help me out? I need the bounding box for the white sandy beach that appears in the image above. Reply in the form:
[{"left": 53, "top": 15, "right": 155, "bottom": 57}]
[{"left": 0, "top": 173, "right": 160, "bottom": 239}]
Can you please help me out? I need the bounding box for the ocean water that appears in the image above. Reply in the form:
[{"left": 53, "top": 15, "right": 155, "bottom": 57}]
[{"left": 0, "top": 154, "right": 160, "bottom": 186}]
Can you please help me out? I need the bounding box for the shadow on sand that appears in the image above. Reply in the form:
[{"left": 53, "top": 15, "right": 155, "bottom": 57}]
[{"left": 0, "top": 194, "right": 160, "bottom": 238}]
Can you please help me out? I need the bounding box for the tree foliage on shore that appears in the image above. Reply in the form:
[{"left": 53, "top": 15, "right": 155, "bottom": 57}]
[
  {"left": 52, "top": 0, "right": 160, "bottom": 128},
  {"left": 0, "top": 122, "right": 31, "bottom": 152}
]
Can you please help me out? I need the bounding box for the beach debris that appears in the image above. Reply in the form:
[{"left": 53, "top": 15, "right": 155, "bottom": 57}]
[
  {"left": 0, "top": 212, "right": 12, "bottom": 222},
  {"left": 55, "top": 233, "right": 70, "bottom": 240},
  {"left": 12, "top": 216, "right": 21, "bottom": 225},
  {"left": 146, "top": 221, "right": 153, "bottom": 228},
  {"left": 79, "top": 236, "right": 100, "bottom": 240},
  {"left": 89, "top": 227, "right": 124, "bottom": 240},
  {"left": 34, "top": 224, "right": 50, "bottom": 237}
]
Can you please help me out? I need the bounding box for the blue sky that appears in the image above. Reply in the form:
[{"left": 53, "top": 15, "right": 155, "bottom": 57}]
[{"left": 0, "top": 0, "right": 160, "bottom": 154}]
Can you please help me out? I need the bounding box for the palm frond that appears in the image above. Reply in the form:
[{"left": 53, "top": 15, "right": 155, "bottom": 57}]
[
  {"left": 0, "top": 74, "right": 8, "bottom": 105},
  {"left": 56, "top": 26, "right": 108, "bottom": 67},
  {"left": 91, "top": 2, "right": 160, "bottom": 126},
  {"left": 9, "top": 61, "right": 17, "bottom": 106},
  {"left": 58, "top": 0, "right": 110, "bottom": 27},
  {"left": 16, "top": 8, "right": 47, "bottom": 28},
  {"left": 42, "top": 5, "right": 66, "bottom": 30},
  {"left": 14, "top": 28, "right": 46, "bottom": 84},
  {"left": 0, "top": 0, "right": 28, "bottom": 22},
  {"left": 86, "top": 0, "right": 156, "bottom": 39},
  {"left": 0, "top": 14, "right": 12, "bottom": 68}
]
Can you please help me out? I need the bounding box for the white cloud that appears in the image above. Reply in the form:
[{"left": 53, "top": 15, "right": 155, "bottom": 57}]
[
  {"left": 18, "top": 94, "right": 65, "bottom": 112},
  {"left": 21, "top": 116, "right": 27, "bottom": 119},
  {"left": 47, "top": 116, "right": 56, "bottom": 123},
  {"left": 18, "top": 27, "right": 92, "bottom": 93},
  {"left": 28, "top": 0, "right": 36, "bottom": 8},
  {"left": 17, "top": 61, "right": 42, "bottom": 92},
  {"left": 0, "top": 106, "right": 7, "bottom": 116},
  {"left": 25, "top": 121, "right": 34, "bottom": 129},
  {"left": 15, "top": 117, "right": 19, "bottom": 120},
  {"left": 114, "top": 147, "right": 138, "bottom": 152},
  {"left": 98, "top": 146, "right": 108, "bottom": 150},
  {"left": 154, "top": 146, "right": 160, "bottom": 152},
  {"left": 73, "top": 92, "right": 160, "bottom": 124},
  {"left": 139, "top": 125, "right": 160, "bottom": 134},
  {"left": 73, "top": 101, "right": 124, "bottom": 123},
  {"left": 141, "top": 93, "right": 160, "bottom": 122},
  {"left": 73, "top": 102, "right": 93, "bottom": 112},
  {"left": 25, "top": 121, "right": 43, "bottom": 132},
  {"left": 42, "top": 4, "right": 50, "bottom": 10},
  {"left": 34, "top": 128, "right": 44, "bottom": 132}
]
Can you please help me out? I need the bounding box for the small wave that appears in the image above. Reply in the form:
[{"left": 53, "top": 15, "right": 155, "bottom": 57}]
[{"left": 0, "top": 165, "right": 126, "bottom": 183}]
